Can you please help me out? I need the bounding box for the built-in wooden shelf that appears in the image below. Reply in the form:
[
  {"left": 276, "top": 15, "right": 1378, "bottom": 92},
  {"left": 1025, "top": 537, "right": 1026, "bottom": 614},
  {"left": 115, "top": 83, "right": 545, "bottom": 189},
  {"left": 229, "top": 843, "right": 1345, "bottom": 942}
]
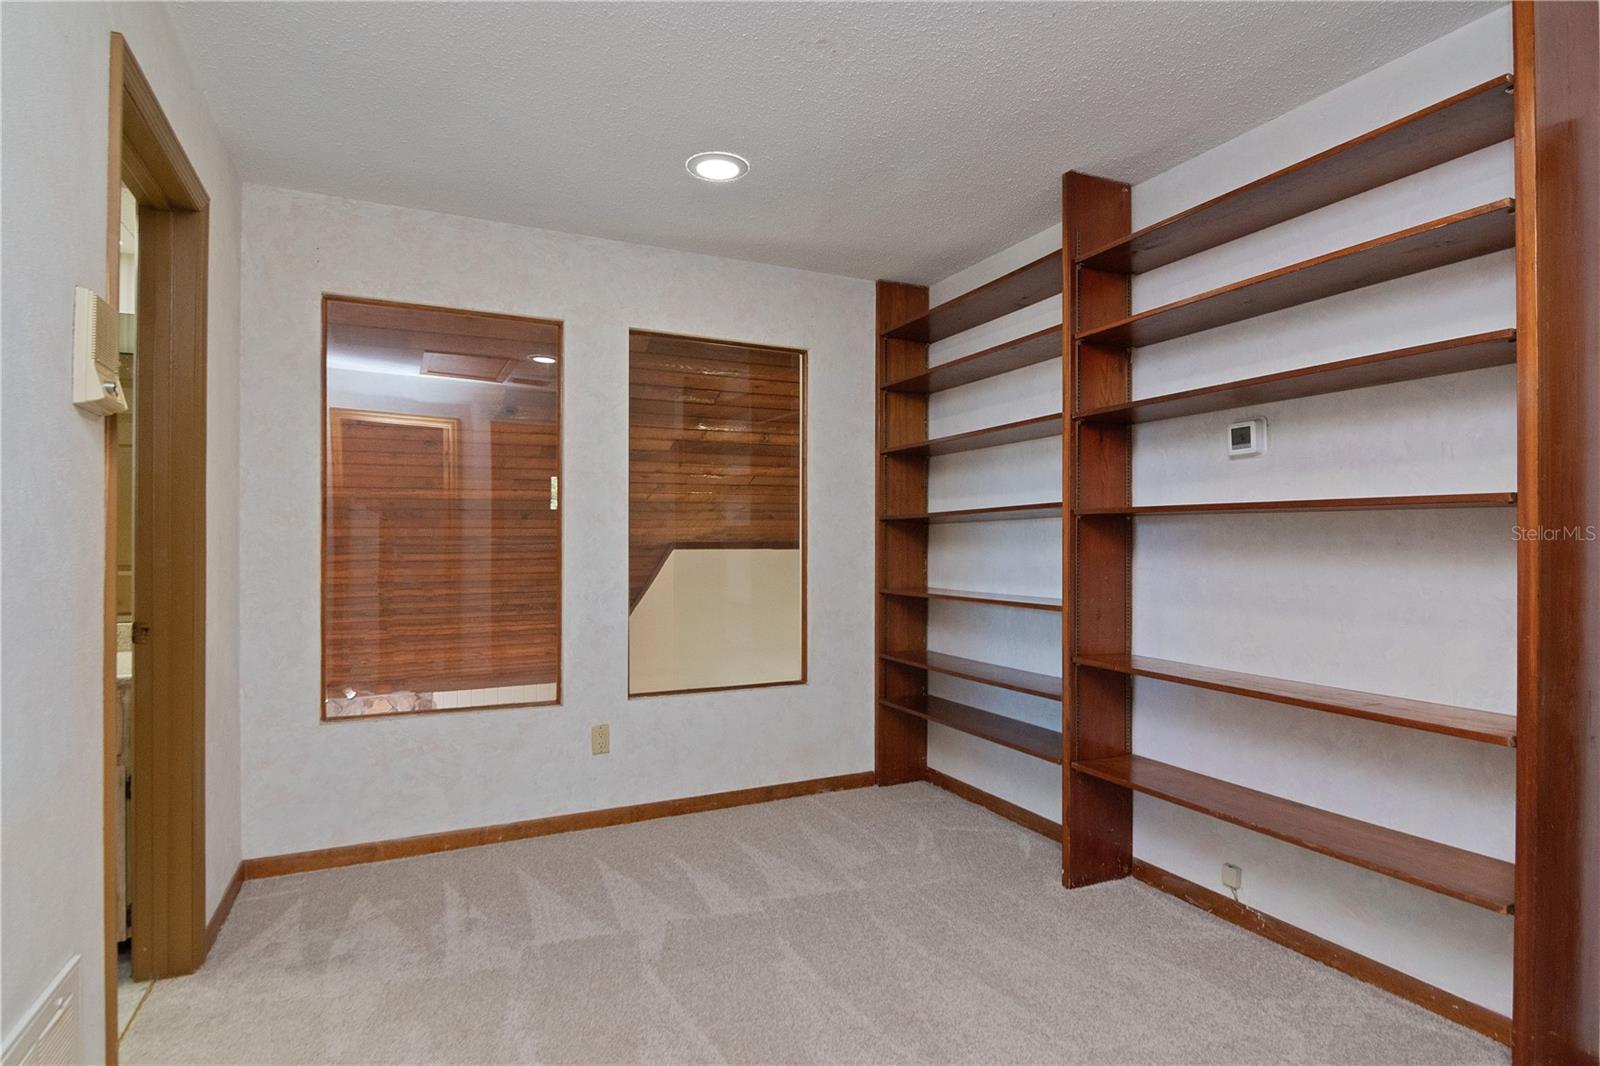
[
  {"left": 879, "top": 586, "right": 1063, "bottom": 612},
  {"left": 882, "top": 696, "right": 1062, "bottom": 763},
  {"left": 883, "top": 649, "right": 1062, "bottom": 700},
  {"left": 883, "top": 251, "right": 1063, "bottom": 344},
  {"left": 883, "top": 326, "right": 1063, "bottom": 394},
  {"left": 1077, "top": 492, "right": 1515, "bottom": 517},
  {"left": 881, "top": 502, "right": 1061, "bottom": 524},
  {"left": 883, "top": 413, "right": 1062, "bottom": 457},
  {"left": 1072, "top": 755, "right": 1515, "bottom": 912},
  {"left": 1075, "top": 331, "right": 1517, "bottom": 425},
  {"left": 1076, "top": 77, "right": 1515, "bottom": 274},
  {"left": 1075, "top": 653, "right": 1515, "bottom": 746},
  {"left": 1076, "top": 200, "right": 1516, "bottom": 349}
]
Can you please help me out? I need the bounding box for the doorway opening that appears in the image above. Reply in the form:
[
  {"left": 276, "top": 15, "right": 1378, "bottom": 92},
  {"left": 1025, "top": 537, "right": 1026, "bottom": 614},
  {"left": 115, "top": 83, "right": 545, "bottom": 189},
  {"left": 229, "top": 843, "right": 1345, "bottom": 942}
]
[
  {"left": 102, "top": 32, "right": 210, "bottom": 1063},
  {"left": 111, "top": 184, "right": 150, "bottom": 1041}
]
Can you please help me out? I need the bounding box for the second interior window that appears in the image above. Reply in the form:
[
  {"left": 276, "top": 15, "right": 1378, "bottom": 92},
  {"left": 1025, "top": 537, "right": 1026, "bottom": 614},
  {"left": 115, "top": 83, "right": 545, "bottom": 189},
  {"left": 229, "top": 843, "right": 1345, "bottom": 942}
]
[{"left": 627, "top": 330, "right": 805, "bottom": 695}]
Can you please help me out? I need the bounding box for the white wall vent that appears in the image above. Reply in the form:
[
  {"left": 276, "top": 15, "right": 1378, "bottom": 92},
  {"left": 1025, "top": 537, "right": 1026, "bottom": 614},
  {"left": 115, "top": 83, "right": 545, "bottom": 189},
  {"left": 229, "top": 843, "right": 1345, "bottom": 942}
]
[{"left": 2, "top": 956, "right": 81, "bottom": 1066}]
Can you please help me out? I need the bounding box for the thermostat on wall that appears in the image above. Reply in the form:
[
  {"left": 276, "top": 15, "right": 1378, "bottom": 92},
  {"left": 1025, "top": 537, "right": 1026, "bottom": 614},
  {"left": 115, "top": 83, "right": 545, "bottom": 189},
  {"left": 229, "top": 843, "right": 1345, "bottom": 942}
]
[{"left": 1227, "top": 418, "right": 1265, "bottom": 458}]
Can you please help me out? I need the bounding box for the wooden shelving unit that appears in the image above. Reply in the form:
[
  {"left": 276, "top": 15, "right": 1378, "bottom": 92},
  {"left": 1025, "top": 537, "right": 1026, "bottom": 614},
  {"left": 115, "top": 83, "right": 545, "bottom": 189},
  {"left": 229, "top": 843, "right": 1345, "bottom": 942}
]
[
  {"left": 882, "top": 251, "right": 1062, "bottom": 344},
  {"left": 1077, "top": 492, "right": 1515, "bottom": 516},
  {"left": 1076, "top": 331, "right": 1516, "bottom": 424},
  {"left": 884, "top": 695, "right": 1063, "bottom": 764},
  {"left": 882, "top": 413, "right": 1062, "bottom": 457},
  {"left": 1074, "top": 653, "right": 1515, "bottom": 746},
  {"left": 884, "top": 326, "right": 1062, "bottom": 394},
  {"left": 1061, "top": 75, "right": 1522, "bottom": 930},
  {"left": 882, "top": 649, "right": 1061, "bottom": 700},
  {"left": 872, "top": 13, "right": 1597, "bottom": 1052},
  {"left": 1072, "top": 755, "right": 1514, "bottom": 912},
  {"left": 1076, "top": 76, "right": 1515, "bottom": 273},
  {"left": 875, "top": 251, "right": 1066, "bottom": 783},
  {"left": 881, "top": 502, "right": 1061, "bottom": 524},
  {"left": 880, "top": 586, "right": 1062, "bottom": 612},
  {"left": 1076, "top": 200, "right": 1516, "bottom": 349}
]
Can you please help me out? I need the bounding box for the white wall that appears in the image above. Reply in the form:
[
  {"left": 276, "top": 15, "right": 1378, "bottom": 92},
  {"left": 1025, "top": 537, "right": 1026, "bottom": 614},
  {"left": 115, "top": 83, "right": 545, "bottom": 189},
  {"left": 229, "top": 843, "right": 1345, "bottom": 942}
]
[
  {"left": 236, "top": 184, "right": 875, "bottom": 858},
  {"left": 629, "top": 548, "right": 804, "bottom": 695},
  {"left": 921, "top": 7, "right": 1515, "bottom": 1015},
  {"left": 0, "top": 2, "right": 243, "bottom": 1056}
]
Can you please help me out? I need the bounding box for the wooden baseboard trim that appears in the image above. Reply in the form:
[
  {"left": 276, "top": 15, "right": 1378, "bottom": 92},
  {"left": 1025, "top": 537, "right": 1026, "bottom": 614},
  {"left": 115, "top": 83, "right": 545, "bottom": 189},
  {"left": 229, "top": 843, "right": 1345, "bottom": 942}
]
[
  {"left": 242, "top": 772, "right": 876, "bottom": 880},
  {"left": 1131, "top": 859, "right": 1510, "bottom": 1045},
  {"left": 920, "top": 767, "right": 1062, "bottom": 840},
  {"left": 202, "top": 862, "right": 244, "bottom": 959}
]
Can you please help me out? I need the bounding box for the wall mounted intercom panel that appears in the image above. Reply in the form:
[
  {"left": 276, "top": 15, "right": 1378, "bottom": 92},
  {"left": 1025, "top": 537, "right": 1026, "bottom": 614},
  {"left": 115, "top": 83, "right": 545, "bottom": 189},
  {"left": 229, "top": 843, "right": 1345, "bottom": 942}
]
[{"left": 72, "top": 286, "right": 128, "bottom": 416}]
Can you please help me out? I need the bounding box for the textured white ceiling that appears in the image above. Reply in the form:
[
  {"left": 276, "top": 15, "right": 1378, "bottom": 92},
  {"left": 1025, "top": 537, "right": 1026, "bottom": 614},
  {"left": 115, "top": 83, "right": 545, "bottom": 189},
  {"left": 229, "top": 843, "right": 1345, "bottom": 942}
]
[{"left": 167, "top": 1, "right": 1499, "bottom": 282}]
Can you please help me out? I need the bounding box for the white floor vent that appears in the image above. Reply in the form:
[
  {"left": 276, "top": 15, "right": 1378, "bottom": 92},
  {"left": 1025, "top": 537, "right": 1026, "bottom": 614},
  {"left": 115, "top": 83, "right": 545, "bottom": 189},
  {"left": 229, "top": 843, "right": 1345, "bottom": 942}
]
[{"left": 2, "top": 957, "right": 80, "bottom": 1066}]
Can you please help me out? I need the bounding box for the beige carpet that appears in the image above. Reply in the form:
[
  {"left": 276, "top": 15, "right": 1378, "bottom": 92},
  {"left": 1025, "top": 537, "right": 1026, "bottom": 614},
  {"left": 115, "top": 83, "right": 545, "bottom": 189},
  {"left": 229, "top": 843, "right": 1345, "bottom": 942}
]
[{"left": 121, "top": 782, "right": 1507, "bottom": 1065}]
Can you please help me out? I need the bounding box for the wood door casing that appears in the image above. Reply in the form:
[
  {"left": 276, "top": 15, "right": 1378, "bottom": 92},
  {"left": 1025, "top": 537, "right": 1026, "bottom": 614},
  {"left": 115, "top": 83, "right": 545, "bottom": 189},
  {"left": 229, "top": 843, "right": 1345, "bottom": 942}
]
[{"left": 106, "top": 32, "right": 212, "bottom": 1002}]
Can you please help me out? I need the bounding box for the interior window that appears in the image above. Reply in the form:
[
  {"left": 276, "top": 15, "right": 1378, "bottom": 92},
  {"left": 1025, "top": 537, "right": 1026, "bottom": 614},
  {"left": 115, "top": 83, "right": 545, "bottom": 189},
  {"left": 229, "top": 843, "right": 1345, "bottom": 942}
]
[
  {"left": 627, "top": 330, "right": 805, "bottom": 696},
  {"left": 322, "top": 297, "right": 562, "bottom": 718}
]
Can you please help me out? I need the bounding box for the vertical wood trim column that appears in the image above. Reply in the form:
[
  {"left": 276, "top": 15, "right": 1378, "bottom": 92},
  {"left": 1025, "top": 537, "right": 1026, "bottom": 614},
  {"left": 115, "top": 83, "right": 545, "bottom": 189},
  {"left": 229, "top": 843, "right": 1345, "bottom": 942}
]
[
  {"left": 1511, "top": 2, "right": 1600, "bottom": 1061},
  {"left": 1061, "top": 172, "right": 1134, "bottom": 885},
  {"left": 875, "top": 281, "right": 930, "bottom": 783}
]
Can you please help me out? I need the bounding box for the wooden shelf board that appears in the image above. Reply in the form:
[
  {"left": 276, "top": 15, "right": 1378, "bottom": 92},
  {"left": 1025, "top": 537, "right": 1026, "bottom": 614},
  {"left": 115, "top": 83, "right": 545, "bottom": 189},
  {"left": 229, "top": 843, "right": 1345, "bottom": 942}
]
[
  {"left": 1076, "top": 76, "right": 1515, "bottom": 273},
  {"left": 882, "top": 502, "right": 1061, "bottom": 524},
  {"left": 1075, "top": 653, "right": 1515, "bottom": 746},
  {"left": 883, "top": 649, "right": 1062, "bottom": 700},
  {"left": 1072, "top": 755, "right": 1514, "bottom": 912},
  {"left": 1076, "top": 201, "right": 1516, "bottom": 349},
  {"left": 883, "top": 251, "right": 1063, "bottom": 344},
  {"left": 883, "top": 326, "right": 1063, "bottom": 394},
  {"left": 1077, "top": 493, "right": 1515, "bottom": 517},
  {"left": 879, "top": 586, "right": 1063, "bottom": 612},
  {"left": 883, "top": 413, "right": 1063, "bottom": 457},
  {"left": 1075, "top": 331, "right": 1517, "bottom": 425},
  {"left": 882, "top": 696, "right": 1062, "bottom": 763}
]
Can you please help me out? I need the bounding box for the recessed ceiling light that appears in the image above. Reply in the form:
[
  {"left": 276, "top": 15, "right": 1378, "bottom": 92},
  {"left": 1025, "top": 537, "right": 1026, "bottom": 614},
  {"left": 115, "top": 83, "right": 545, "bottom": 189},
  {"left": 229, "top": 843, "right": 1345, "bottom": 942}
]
[
  {"left": 686, "top": 152, "right": 749, "bottom": 183},
  {"left": 529, "top": 355, "right": 558, "bottom": 364}
]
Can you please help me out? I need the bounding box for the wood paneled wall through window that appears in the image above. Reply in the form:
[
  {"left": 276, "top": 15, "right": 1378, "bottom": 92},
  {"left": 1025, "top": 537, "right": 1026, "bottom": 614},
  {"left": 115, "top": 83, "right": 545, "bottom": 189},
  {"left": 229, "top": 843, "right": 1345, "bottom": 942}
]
[
  {"left": 628, "top": 330, "right": 805, "bottom": 696},
  {"left": 322, "top": 297, "right": 562, "bottom": 718}
]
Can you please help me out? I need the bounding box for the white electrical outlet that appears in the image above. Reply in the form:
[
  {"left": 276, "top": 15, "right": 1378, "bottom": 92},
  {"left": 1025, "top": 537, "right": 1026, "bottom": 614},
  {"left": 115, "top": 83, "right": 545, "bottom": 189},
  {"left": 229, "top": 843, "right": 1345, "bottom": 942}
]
[
  {"left": 1221, "top": 862, "right": 1244, "bottom": 894},
  {"left": 591, "top": 723, "right": 610, "bottom": 755}
]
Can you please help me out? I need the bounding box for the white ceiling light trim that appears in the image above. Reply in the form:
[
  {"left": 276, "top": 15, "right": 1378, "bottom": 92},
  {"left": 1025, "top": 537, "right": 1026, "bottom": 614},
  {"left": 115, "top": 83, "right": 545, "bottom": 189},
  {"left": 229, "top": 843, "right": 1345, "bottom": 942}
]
[{"left": 686, "top": 151, "right": 749, "bottom": 183}]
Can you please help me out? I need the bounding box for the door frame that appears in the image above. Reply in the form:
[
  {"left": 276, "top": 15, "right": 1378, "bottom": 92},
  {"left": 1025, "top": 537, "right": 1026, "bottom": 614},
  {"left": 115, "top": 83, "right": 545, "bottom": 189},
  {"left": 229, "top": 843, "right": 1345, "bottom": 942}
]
[{"left": 102, "top": 32, "right": 210, "bottom": 1061}]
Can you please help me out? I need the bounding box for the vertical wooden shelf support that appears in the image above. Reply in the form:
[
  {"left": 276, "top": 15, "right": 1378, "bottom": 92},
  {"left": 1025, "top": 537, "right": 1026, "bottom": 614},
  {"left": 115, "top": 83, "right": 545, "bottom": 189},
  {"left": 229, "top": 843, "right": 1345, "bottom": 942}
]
[
  {"left": 875, "top": 281, "right": 931, "bottom": 783},
  {"left": 1062, "top": 172, "right": 1134, "bottom": 887},
  {"left": 1510, "top": 2, "right": 1600, "bottom": 1060}
]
